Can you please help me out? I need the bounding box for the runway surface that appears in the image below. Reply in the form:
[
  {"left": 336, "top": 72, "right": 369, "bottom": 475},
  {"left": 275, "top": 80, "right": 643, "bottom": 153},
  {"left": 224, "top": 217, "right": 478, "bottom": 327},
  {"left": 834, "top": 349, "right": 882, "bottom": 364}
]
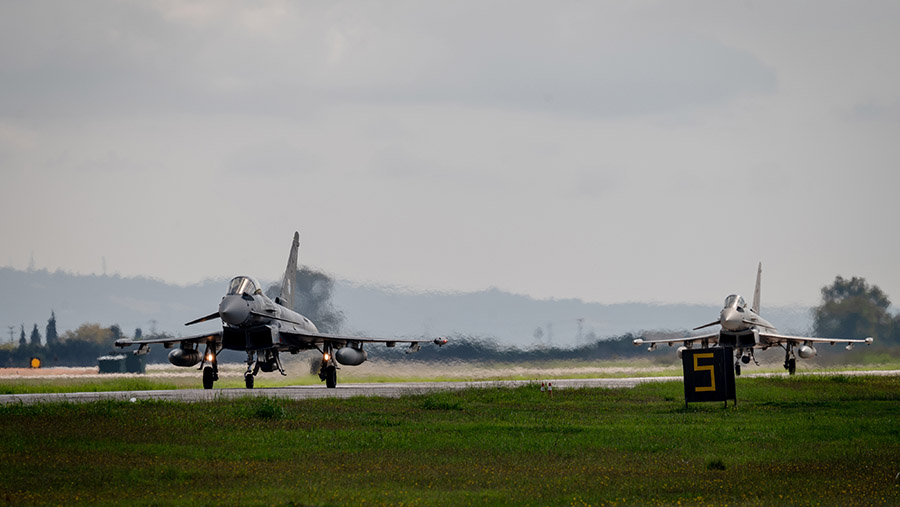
[{"left": 2, "top": 370, "right": 898, "bottom": 405}]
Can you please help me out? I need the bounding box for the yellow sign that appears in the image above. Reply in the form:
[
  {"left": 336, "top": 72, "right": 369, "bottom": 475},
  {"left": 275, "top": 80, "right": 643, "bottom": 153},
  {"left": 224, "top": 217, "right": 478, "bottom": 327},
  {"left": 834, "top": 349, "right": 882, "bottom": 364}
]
[
  {"left": 692, "top": 352, "right": 715, "bottom": 392},
  {"left": 30, "top": 357, "right": 42, "bottom": 369}
]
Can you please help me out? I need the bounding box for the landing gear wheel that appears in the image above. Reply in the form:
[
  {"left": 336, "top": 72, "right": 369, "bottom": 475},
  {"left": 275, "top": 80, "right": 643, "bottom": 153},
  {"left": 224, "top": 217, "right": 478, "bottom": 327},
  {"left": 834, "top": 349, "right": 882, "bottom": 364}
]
[
  {"left": 788, "top": 358, "right": 796, "bottom": 375},
  {"left": 735, "top": 364, "right": 741, "bottom": 376},
  {"left": 325, "top": 366, "right": 337, "bottom": 389},
  {"left": 244, "top": 374, "right": 254, "bottom": 389},
  {"left": 202, "top": 366, "right": 215, "bottom": 390}
]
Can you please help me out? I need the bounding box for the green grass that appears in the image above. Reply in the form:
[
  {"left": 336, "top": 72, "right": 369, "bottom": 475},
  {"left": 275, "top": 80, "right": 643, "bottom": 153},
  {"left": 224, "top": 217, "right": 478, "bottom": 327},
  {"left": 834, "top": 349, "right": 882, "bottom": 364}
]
[
  {"left": 1, "top": 375, "right": 899, "bottom": 505},
  {"left": 0, "top": 376, "right": 182, "bottom": 394}
]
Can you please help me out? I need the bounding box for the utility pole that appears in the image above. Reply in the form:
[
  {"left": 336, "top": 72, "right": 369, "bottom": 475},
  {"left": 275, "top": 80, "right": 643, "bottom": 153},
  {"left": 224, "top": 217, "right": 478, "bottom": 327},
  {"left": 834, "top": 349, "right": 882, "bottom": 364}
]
[
  {"left": 6, "top": 326, "right": 13, "bottom": 345},
  {"left": 576, "top": 318, "right": 584, "bottom": 347}
]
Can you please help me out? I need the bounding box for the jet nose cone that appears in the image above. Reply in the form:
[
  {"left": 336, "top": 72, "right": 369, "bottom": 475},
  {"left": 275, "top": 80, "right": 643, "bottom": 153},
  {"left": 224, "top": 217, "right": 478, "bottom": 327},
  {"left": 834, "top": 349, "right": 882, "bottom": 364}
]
[
  {"left": 219, "top": 295, "right": 250, "bottom": 326},
  {"left": 720, "top": 308, "right": 743, "bottom": 331}
]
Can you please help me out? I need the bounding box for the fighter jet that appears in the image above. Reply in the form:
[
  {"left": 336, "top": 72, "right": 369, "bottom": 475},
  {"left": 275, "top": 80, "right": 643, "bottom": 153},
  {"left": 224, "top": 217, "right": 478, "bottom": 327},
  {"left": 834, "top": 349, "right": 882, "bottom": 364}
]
[
  {"left": 115, "top": 232, "right": 447, "bottom": 389},
  {"left": 633, "top": 263, "right": 873, "bottom": 375}
]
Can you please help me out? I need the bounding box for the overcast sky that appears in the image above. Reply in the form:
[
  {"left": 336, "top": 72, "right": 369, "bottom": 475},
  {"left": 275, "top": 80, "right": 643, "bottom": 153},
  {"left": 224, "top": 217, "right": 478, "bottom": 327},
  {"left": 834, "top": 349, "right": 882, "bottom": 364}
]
[{"left": 1, "top": 1, "right": 898, "bottom": 306}]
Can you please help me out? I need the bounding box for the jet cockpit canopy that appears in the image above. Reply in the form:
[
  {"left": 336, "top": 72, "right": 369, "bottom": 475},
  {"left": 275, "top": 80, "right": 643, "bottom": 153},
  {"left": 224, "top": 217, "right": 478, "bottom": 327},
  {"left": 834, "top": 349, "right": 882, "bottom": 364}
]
[
  {"left": 227, "top": 276, "right": 263, "bottom": 296},
  {"left": 724, "top": 294, "right": 746, "bottom": 310}
]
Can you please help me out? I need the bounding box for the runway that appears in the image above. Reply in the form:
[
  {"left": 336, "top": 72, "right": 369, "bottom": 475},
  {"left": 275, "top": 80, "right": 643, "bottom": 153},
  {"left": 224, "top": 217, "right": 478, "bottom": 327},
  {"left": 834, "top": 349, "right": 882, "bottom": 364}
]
[
  {"left": 2, "top": 369, "right": 898, "bottom": 405},
  {"left": 0, "top": 376, "right": 678, "bottom": 405}
]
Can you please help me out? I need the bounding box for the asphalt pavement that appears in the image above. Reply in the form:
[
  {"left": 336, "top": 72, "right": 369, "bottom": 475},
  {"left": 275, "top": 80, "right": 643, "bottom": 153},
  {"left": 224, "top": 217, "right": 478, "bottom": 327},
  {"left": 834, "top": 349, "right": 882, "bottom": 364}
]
[{"left": 2, "top": 370, "right": 897, "bottom": 405}]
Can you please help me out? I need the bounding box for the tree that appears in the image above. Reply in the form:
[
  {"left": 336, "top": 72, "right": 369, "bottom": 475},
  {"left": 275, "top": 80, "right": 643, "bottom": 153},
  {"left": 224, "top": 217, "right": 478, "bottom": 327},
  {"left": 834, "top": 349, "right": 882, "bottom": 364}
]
[
  {"left": 46, "top": 311, "right": 58, "bottom": 346},
  {"left": 265, "top": 266, "right": 345, "bottom": 333},
  {"left": 109, "top": 324, "right": 122, "bottom": 342},
  {"left": 18, "top": 324, "right": 26, "bottom": 348},
  {"left": 30, "top": 323, "right": 41, "bottom": 346},
  {"left": 134, "top": 328, "right": 142, "bottom": 340},
  {"left": 61, "top": 323, "right": 115, "bottom": 346},
  {"left": 813, "top": 276, "right": 894, "bottom": 343}
]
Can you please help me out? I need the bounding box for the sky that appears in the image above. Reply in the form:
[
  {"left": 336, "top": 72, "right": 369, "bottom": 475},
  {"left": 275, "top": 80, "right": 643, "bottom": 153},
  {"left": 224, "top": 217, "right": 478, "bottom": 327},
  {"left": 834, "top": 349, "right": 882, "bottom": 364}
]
[{"left": 1, "top": 1, "right": 898, "bottom": 307}]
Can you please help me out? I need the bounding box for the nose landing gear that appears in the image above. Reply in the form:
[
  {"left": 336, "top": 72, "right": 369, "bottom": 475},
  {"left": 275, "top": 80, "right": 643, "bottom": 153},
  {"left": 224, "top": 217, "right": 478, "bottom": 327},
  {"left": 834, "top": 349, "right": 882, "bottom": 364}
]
[
  {"left": 733, "top": 349, "right": 758, "bottom": 376},
  {"left": 243, "top": 349, "right": 286, "bottom": 389}
]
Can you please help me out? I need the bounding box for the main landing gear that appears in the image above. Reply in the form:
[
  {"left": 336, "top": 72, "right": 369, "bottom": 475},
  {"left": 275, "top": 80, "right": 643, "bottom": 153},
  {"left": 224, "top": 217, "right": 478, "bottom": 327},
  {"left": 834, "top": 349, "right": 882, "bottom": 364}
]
[
  {"left": 200, "top": 346, "right": 219, "bottom": 389},
  {"left": 243, "top": 349, "right": 286, "bottom": 389},
  {"left": 317, "top": 344, "right": 338, "bottom": 388},
  {"left": 783, "top": 345, "right": 797, "bottom": 375},
  {"left": 202, "top": 365, "right": 217, "bottom": 389}
]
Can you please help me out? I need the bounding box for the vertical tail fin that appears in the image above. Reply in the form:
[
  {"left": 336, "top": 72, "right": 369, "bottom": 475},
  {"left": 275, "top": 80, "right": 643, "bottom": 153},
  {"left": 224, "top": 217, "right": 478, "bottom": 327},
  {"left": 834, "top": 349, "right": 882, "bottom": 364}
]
[
  {"left": 752, "top": 262, "right": 762, "bottom": 314},
  {"left": 280, "top": 232, "right": 300, "bottom": 310}
]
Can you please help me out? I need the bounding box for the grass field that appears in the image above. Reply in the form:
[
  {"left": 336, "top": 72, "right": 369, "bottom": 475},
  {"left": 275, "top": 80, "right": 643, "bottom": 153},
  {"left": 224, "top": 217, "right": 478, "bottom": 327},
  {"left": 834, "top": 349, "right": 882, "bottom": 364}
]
[{"left": 1, "top": 375, "right": 899, "bottom": 505}]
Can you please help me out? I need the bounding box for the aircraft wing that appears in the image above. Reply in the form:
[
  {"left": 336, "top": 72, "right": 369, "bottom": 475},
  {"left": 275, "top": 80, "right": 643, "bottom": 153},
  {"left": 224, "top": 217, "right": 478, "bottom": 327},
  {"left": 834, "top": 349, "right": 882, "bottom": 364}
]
[
  {"left": 114, "top": 331, "right": 223, "bottom": 349},
  {"left": 758, "top": 332, "right": 873, "bottom": 346},
  {"left": 633, "top": 333, "right": 719, "bottom": 348},
  {"left": 279, "top": 330, "right": 447, "bottom": 349}
]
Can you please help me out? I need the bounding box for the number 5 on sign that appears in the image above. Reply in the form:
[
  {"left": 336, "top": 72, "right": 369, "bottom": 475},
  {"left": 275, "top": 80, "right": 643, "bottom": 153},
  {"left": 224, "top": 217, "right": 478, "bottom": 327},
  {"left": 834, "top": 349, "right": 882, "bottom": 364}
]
[
  {"left": 692, "top": 353, "right": 716, "bottom": 392},
  {"left": 682, "top": 347, "right": 736, "bottom": 406}
]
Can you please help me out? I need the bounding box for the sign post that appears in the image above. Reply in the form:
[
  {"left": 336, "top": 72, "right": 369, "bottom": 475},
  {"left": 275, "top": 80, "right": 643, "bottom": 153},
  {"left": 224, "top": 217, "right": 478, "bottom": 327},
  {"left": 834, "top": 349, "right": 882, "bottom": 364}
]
[{"left": 682, "top": 347, "right": 736, "bottom": 408}]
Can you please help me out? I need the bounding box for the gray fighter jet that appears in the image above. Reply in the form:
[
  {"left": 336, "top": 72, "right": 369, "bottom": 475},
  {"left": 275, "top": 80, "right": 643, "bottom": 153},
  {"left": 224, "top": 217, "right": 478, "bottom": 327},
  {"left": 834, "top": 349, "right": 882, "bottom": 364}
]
[
  {"left": 633, "top": 263, "right": 873, "bottom": 375},
  {"left": 115, "top": 232, "right": 447, "bottom": 389}
]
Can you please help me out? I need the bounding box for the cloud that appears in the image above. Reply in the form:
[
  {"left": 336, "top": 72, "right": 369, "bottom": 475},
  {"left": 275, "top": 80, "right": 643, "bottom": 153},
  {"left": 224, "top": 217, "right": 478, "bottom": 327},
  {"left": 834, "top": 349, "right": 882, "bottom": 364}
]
[
  {"left": 0, "top": 1, "right": 775, "bottom": 119},
  {"left": 337, "top": 31, "right": 776, "bottom": 118}
]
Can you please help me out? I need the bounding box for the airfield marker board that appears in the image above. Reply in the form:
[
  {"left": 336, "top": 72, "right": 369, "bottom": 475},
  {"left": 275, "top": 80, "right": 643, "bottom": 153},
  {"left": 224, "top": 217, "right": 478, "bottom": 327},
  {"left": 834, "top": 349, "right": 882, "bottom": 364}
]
[{"left": 682, "top": 347, "right": 736, "bottom": 407}]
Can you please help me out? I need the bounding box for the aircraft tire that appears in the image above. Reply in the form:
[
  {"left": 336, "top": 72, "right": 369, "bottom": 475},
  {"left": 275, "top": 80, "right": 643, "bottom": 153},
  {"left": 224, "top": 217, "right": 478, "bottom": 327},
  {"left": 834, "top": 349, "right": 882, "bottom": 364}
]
[
  {"left": 788, "top": 358, "right": 796, "bottom": 375},
  {"left": 202, "top": 366, "right": 215, "bottom": 389},
  {"left": 325, "top": 366, "right": 337, "bottom": 389},
  {"left": 245, "top": 374, "right": 254, "bottom": 389}
]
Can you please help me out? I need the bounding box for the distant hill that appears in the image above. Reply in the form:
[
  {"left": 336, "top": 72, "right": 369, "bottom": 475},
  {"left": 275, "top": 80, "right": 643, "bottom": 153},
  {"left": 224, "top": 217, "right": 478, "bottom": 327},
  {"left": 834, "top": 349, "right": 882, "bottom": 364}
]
[{"left": 0, "top": 267, "right": 813, "bottom": 347}]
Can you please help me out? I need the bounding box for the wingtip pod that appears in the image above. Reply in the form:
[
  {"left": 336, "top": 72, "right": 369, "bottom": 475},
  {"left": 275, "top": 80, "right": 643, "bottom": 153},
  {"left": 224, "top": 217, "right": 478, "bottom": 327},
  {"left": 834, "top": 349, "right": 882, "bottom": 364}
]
[
  {"left": 633, "top": 338, "right": 644, "bottom": 346},
  {"left": 433, "top": 337, "right": 448, "bottom": 347},
  {"left": 114, "top": 339, "right": 128, "bottom": 348},
  {"left": 866, "top": 337, "right": 874, "bottom": 345}
]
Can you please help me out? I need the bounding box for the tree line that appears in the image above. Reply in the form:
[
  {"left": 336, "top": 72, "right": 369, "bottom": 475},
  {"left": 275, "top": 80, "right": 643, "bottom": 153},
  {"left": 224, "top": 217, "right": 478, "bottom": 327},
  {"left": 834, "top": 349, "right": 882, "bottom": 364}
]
[
  {"left": 0, "top": 312, "right": 148, "bottom": 367},
  {"left": 3, "top": 274, "right": 898, "bottom": 368}
]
